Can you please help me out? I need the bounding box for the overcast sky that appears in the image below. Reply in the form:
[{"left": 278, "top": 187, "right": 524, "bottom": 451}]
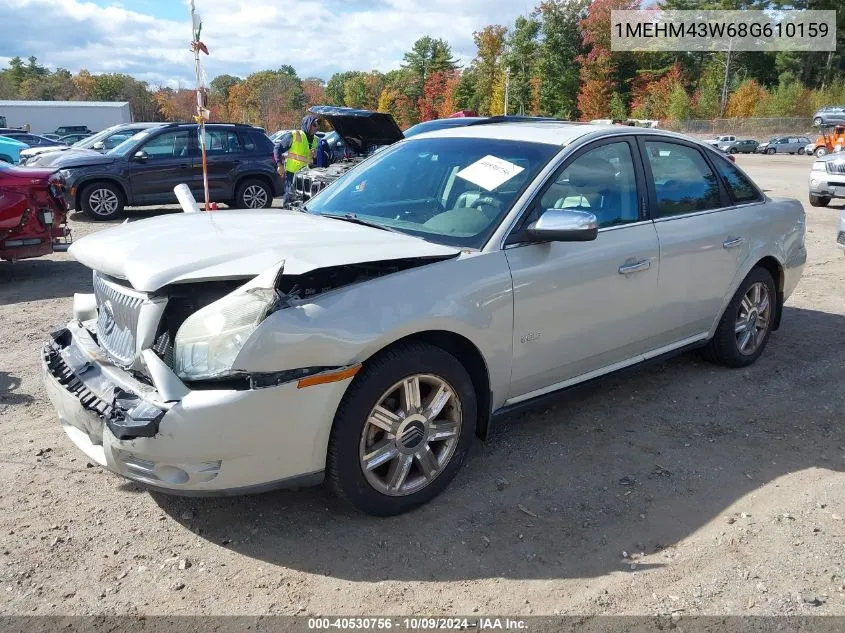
[{"left": 0, "top": 0, "right": 537, "bottom": 87}]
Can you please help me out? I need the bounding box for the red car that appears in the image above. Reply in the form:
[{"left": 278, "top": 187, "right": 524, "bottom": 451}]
[{"left": 0, "top": 163, "right": 71, "bottom": 262}]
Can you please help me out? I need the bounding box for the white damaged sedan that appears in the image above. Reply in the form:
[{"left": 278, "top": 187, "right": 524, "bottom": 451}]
[{"left": 42, "top": 122, "right": 806, "bottom": 515}]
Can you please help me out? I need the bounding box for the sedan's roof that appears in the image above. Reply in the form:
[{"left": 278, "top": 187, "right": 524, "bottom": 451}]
[{"left": 408, "top": 121, "right": 695, "bottom": 147}]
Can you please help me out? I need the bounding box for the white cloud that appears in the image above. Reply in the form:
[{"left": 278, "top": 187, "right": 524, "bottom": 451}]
[{"left": 0, "top": 0, "right": 532, "bottom": 87}]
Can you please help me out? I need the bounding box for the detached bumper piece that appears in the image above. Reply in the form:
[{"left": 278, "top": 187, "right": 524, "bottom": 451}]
[
  {"left": 108, "top": 389, "right": 164, "bottom": 439},
  {"left": 43, "top": 328, "right": 164, "bottom": 441}
]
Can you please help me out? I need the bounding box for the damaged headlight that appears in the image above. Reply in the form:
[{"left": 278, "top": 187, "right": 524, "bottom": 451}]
[{"left": 172, "top": 262, "right": 284, "bottom": 381}]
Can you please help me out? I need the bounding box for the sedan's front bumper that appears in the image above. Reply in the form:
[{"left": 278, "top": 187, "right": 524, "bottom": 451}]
[{"left": 42, "top": 322, "right": 353, "bottom": 495}]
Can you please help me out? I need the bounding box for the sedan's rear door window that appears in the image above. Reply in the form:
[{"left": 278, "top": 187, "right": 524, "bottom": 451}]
[
  {"left": 643, "top": 141, "right": 722, "bottom": 218},
  {"left": 712, "top": 155, "right": 762, "bottom": 204}
]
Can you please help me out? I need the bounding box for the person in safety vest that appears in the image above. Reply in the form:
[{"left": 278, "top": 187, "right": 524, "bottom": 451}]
[{"left": 273, "top": 114, "right": 320, "bottom": 205}]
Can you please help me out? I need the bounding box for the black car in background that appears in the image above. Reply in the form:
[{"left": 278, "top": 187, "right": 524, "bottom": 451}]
[
  {"left": 54, "top": 125, "right": 92, "bottom": 136},
  {"left": 55, "top": 122, "right": 282, "bottom": 220}
]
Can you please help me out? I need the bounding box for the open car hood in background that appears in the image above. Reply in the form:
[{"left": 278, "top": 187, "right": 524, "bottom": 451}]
[{"left": 309, "top": 105, "right": 404, "bottom": 153}]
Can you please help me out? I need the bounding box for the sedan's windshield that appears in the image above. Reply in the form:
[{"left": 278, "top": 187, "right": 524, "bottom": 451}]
[{"left": 305, "top": 137, "right": 559, "bottom": 249}]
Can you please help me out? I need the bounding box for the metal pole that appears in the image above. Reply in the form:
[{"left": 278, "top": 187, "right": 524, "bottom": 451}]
[
  {"left": 720, "top": 39, "right": 733, "bottom": 119},
  {"left": 504, "top": 67, "right": 510, "bottom": 116},
  {"left": 190, "top": 0, "right": 210, "bottom": 211}
]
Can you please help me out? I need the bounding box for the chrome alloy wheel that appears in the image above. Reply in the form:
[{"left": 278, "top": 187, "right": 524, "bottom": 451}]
[
  {"left": 242, "top": 184, "right": 268, "bottom": 208},
  {"left": 359, "top": 374, "right": 462, "bottom": 497},
  {"left": 735, "top": 281, "right": 771, "bottom": 356},
  {"left": 89, "top": 188, "right": 119, "bottom": 216}
]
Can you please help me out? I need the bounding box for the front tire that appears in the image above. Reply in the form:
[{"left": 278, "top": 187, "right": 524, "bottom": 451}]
[
  {"left": 809, "top": 194, "right": 831, "bottom": 207},
  {"left": 813, "top": 117, "right": 823, "bottom": 126},
  {"left": 701, "top": 267, "right": 777, "bottom": 368},
  {"left": 815, "top": 147, "right": 828, "bottom": 157},
  {"left": 729, "top": 147, "right": 737, "bottom": 154},
  {"left": 766, "top": 147, "right": 776, "bottom": 155},
  {"left": 235, "top": 179, "right": 273, "bottom": 209},
  {"left": 327, "top": 342, "right": 477, "bottom": 516},
  {"left": 81, "top": 182, "right": 124, "bottom": 221}
]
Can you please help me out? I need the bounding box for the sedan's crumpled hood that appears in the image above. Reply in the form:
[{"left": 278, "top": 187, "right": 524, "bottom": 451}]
[{"left": 68, "top": 209, "right": 461, "bottom": 292}]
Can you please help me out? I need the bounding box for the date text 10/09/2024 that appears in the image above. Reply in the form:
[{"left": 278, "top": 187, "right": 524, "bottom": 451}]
[{"left": 308, "top": 618, "right": 529, "bottom": 630}]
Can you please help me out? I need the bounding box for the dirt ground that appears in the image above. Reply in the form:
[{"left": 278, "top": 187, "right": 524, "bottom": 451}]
[{"left": 1, "top": 153, "right": 844, "bottom": 617}]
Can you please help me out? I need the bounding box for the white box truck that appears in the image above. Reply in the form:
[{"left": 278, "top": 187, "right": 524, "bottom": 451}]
[{"left": 0, "top": 100, "right": 132, "bottom": 135}]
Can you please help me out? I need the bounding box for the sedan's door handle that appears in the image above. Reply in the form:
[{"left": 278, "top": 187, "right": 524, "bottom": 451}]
[
  {"left": 723, "top": 236, "right": 745, "bottom": 249},
  {"left": 618, "top": 259, "right": 652, "bottom": 275}
]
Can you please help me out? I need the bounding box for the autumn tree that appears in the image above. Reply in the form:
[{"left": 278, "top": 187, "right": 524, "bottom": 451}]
[
  {"left": 418, "top": 70, "right": 459, "bottom": 120},
  {"left": 471, "top": 25, "right": 508, "bottom": 116},
  {"left": 401, "top": 36, "right": 458, "bottom": 102},
  {"left": 630, "top": 63, "right": 686, "bottom": 120},
  {"left": 209, "top": 74, "right": 241, "bottom": 118},
  {"left": 535, "top": 0, "right": 587, "bottom": 118},
  {"left": 725, "top": 79, "right": 768, "bottom": 118},
  {"left": 154, "top": 88, "right": 196, "bottom": 121},
  {"left": 666, "top": 84, "right": 692, "bottom": 121},
  {"left": 301, "top": 77, "right": 326, "bottom": 107},
  {"left": 504, "top": 16, "right": 541, "bottom": 115},
  {"left": 609, "top": 92, "right": 627, "bottom": 119},
  {"left": 325, "top": 71, "right": 358, "bottom": 106},
  {"left": 576, "top": 0, "right": 639, "bottom": 120}
]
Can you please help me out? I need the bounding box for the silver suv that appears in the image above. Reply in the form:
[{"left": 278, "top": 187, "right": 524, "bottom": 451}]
[
  {"left": 42, "top": 122, "right": 807, "bottom": 516},
  {"left": 813, "top": 105, "right": 845, "bottom": 127}
]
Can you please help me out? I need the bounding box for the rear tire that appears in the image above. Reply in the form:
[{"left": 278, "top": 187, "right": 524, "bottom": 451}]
[
  {"left": 701, "top": 267, "right": 777, "bottom": 368},
  {"left": 809, "top": 194, "right": 831, "bottom": 207},
  {"left": 80, "top": 181, "right": 124, "bottom": 221},
  {"left": 235, "top": 179, "right": 273, "bottom": 209},
  {"left": 327, "top": 342, "right": 477, "bottom": 516}
]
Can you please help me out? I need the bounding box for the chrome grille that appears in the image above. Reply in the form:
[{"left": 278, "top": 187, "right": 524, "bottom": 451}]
[
  {"left": 826, "top": 160, "right": 845, "bottom": 175},
  {"left": 92, "top": 272, "right": 146, "bottom": 366}
]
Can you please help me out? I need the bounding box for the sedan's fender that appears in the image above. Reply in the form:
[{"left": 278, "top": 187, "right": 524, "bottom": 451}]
[{"left": 234, "top": 250, "right": 516, "bottom": 410}]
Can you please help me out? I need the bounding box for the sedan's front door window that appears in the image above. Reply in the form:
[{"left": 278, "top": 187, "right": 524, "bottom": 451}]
[
  {"left": 643, "top": 141, "right": 721, "bottom": 218},
  {"left": 538, "top": 141, "right": 640, "bottom": 228}
]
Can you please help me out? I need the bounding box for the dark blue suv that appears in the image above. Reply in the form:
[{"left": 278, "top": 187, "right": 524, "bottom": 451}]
[{"left": 54, "top": 122, "right": 283, "bottom": 220}]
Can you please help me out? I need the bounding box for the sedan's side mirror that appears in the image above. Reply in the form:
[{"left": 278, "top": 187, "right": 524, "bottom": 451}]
[
  {"left": 92, "top": 141, "right": 105, "bottom": 150},
  {"left": 133, "top": 150, "right": 148, "bottom": 162},
  {"left": 526, "top": 208, "right": 599, "bottom": 242}
]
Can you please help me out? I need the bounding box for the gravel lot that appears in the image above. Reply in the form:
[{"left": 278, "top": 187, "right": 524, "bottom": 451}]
[{"left": 1, "top": 154, "right": 844, "bottom": 617}]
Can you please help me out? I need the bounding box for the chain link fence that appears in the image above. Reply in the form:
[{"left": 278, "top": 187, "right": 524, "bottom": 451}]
[{"left": 660, "top": 117, "right": 814, "bottom": 140}]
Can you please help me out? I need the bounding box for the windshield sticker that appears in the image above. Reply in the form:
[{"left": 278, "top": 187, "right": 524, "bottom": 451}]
[{"left": 455, "top": 155, "right": 525, "bottom": 191}]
